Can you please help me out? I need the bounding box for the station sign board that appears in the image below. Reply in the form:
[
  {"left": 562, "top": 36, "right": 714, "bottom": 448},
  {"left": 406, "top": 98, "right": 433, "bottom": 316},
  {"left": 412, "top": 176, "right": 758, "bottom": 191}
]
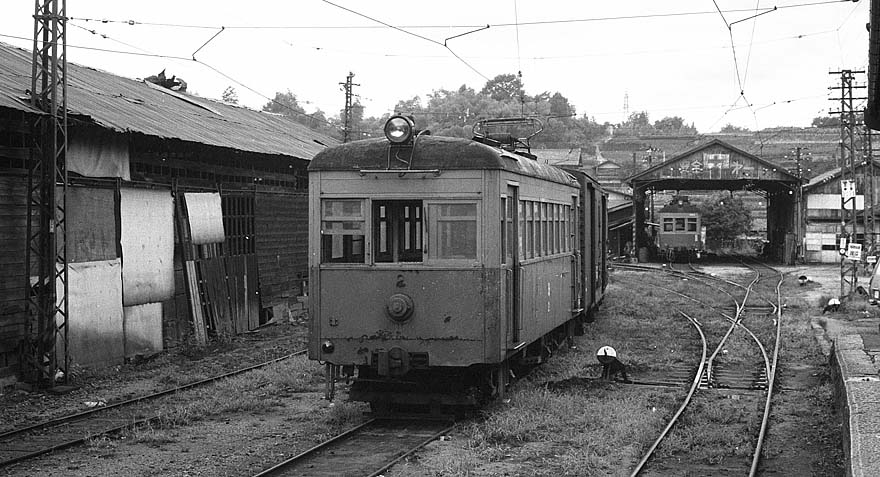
[{"left": 847, "top": 243, "right": 863, "bottom": 261}]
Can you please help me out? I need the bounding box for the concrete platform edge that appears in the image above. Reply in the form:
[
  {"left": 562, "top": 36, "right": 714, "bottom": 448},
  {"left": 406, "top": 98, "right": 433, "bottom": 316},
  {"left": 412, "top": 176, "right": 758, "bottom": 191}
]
[{"left": 831, "top": 333, "right": 880, "bottom": 477}]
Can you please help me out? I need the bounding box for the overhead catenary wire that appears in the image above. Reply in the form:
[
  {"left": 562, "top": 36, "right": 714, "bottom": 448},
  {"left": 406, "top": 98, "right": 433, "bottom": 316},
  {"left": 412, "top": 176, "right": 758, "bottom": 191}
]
[
  {"left": 319, "top": 0, "right": 490, "bottom": 80},
  {"left": 65, "top": 0, "right": 851, "bottom": 31},
  {"left": 5, "top": 0, "right": 862, "bottom": 134},
  {"left": 0, "top": 30, "right": 342, "bottom": 131},
  {"left": 272, "top": 26, "right": 839, "bottom": 62}
]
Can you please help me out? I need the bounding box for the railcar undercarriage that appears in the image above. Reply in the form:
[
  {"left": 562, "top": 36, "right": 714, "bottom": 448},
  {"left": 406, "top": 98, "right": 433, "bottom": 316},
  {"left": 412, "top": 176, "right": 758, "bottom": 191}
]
[{"left": 323, "top": 316, "right": 591, "bottom": 414}]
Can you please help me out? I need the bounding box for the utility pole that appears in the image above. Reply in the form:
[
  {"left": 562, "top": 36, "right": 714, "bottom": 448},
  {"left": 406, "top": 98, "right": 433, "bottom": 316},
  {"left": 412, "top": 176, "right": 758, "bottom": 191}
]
[
  {"left": 829, "top": 69, "right": 866, "bottom": 298},
  {"left": 794, "top": 146, "right": 808, "bottom": 262},
  {"left": 339, "top": 72, "right": 358, "bottom": 143},
  {"left": 863, "top": 127, "right": 876, "bottom": 250},
  {"left": 25, "top": 0, "right": 68, "bottom": 385}
]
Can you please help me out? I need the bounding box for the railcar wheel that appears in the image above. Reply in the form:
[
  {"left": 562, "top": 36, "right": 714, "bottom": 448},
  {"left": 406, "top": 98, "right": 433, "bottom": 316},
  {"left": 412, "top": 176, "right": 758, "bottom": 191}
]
[
  {"left": 324, "top": 363, "right": 338, "bottom": 401},
  {"left": 493, "top": 362, "right": 510, "bottom": 400}
]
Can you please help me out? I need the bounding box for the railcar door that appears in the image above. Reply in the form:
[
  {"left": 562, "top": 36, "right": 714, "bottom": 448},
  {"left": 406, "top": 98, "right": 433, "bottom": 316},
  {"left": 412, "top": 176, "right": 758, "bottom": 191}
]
[
  {"left": 570, "top": 194, "right": 582, "bottom": 313},
  {"left": 503, "top": 185, "right": 520, "bottom": 345}
]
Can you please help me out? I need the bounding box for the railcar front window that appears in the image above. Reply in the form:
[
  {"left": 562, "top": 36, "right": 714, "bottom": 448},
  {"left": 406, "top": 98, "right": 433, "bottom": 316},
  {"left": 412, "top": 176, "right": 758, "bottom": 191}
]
[
  {"left": 674, "top": 218, "right": 686, "bottom": 231},
  {"left": 663, "top": 218, "right": 674, "bottom": 232},
  {"left": 429, "top": 203, "right": 477, "bottom": 260},
  {"left": 321, "top": 199, "right": 365, "bottom": 263},
  {"left": 374, "top": 200, "right": 423, "bottom": 262},
  {"left": 687, "top": 218, "right": 698, "bottom": 232}
]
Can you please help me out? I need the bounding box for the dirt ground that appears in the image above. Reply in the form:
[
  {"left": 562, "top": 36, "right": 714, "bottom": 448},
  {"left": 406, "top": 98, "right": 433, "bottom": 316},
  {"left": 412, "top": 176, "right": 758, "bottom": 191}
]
[{"left": 0, "top": 264, "right": 856, "bottom": 476}]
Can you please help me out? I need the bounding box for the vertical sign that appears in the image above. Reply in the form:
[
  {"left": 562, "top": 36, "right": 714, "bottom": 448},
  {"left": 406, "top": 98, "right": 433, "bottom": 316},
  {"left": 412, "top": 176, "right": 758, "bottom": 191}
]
[{"left": 841, "top": 180, "right": 856, "bottom": 200}]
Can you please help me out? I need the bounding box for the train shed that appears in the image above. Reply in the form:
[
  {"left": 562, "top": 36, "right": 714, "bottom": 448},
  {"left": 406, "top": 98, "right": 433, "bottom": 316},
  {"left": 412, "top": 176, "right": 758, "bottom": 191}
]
[
  {"left": 0, "top": 41, "right": 338, "bottom": 383},
  {"left": 628, "top": 139, "right": 799, "bottom": 262}
]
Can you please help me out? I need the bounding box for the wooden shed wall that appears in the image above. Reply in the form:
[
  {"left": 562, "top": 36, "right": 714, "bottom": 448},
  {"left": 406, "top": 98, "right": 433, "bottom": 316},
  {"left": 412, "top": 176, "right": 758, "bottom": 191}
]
[
  {"left": 255, "top": 192, "right": 308, "bottom": 308},
  {"left": 0, "top": 175, "right": 28, "bottom": 376}
]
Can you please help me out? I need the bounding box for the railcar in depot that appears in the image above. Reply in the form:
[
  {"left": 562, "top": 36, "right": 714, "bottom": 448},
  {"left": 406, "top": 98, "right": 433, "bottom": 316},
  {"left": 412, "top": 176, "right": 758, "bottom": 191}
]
[
  {"left": 655, "top": 195, "right": 705, "bottom": 262},
  {"left": 308, "top": 116, "right": 607, "bottom": 410}
]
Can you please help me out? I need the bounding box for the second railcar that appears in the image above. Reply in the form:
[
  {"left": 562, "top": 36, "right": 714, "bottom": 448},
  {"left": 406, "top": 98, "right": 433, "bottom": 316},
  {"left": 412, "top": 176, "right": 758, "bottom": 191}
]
[
  {"left": 655, "top": 195, "right": 704, "bottom": 261},
  {"left": 308, "top": 117, "right": 607, "bottom": 408}
]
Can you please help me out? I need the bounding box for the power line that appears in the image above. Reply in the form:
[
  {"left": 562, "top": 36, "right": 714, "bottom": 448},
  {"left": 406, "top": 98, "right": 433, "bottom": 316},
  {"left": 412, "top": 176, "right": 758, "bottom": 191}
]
[
  {"left": 0, "top": 31, "right": 342, "bottom": 131},
  {"left": 513, "top": 0, "right": 522, "bottom": 76},
  {"left": 65, "top": 0, "right": 850, "bottom": 31},
  {"left": 319, "top": 0, "right": 490, "bottom": 80}
]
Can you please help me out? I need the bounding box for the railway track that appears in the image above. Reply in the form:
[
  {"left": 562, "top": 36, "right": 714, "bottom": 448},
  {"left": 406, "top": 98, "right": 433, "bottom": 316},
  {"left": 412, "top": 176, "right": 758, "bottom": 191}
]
[
  {"left": 253, "top": 418, "right": 454, "bottom": 477},
  {"left": 0, "top": 349, "right": 306, "bottom": 468},
  {"left": 615, "top": 258, "right": 784, "bottom": 476}
]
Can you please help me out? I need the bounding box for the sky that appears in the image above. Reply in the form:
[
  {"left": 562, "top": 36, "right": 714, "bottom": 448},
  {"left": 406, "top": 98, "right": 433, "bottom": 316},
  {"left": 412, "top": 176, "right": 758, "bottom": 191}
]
[{"left": 0, "top": 1, "right": 871, "bottom": 133}]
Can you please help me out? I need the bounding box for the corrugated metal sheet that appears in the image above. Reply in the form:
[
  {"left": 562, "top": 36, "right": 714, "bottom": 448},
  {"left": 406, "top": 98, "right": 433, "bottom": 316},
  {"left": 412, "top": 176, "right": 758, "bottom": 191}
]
[{"left": 0, "top": 42, "right": 337, "bottom": 159}]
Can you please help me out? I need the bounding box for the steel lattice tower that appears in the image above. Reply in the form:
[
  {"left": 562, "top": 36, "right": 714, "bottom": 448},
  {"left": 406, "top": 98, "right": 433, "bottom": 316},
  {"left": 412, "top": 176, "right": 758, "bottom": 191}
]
[
  {"left": 863, "top": 127, "right": 876, "bottom": 248},
  {"left": 830, "top": 70, "right": 865, "bottom": 298},
  {"left": 24, "top": 0, "right": 68, "bottom": 384},
  {"left": 339, "top": 72, "right": 358, "bottom": 143}
]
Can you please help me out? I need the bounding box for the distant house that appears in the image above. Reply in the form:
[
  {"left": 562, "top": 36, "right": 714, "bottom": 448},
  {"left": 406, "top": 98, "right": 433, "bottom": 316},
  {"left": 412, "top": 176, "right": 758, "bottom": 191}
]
[
  {"left": 607, "top": 189, "right": 634, "bottom": 258},
  {"left": 0, "top": 42, "right": 338, "bottom": 382},
  {"left": 595, "top": 159, "right": 624, "bottom": 190},
  {"left": 801, "top": 161, "right": 880, "bottom": 263}
]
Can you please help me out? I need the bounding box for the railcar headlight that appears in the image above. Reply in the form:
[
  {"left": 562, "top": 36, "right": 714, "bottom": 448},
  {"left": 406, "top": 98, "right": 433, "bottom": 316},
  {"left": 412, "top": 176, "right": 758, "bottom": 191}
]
[
  {"left": 384, "top": 115, "right": 415, "bottom": 144},
  {"left": 321, "top": 340, "right": 335, "bottom": 354}
]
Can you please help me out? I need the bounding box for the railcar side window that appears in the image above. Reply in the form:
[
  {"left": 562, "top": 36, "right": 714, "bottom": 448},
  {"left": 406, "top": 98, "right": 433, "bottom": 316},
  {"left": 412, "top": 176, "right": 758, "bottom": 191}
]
[
  {"left": 524, "top": 202, "right": 533, "bottom": 259},
  {"left": 428, "top": 203, "right": 477, "bottom": 260},
  {"left": 536, "top": 202, "right": 544, "bottom": 256},
  {"left": 373, "top": 200, "right": 423, "bottom": 263},
  {"left": 541, "top": 203, "right": 549, "bottom": 256},
  {"left": 321, "top": 199, "right": 365, "bottom": 263},
  {"left": 518, "top": 202, "right": 525, "bottom": 259}
]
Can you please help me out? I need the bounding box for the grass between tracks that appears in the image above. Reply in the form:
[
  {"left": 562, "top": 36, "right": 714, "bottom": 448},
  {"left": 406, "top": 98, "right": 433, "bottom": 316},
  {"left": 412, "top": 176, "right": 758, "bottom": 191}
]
[
  {"left": 86, "top": 355, "right": 366, "bottom": 452},
  {"left": 389, "top": 267, "right": 842, "bottom": 476}
]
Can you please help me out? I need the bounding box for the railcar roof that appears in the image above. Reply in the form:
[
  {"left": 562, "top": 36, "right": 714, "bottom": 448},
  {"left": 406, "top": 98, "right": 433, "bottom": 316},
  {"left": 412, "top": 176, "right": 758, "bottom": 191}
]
[
  {"left": 309, "top": 136, "right": 578, "bottom": 186},
  {"left": 657, "top": 203, "right": 701, "bottom": 214}
]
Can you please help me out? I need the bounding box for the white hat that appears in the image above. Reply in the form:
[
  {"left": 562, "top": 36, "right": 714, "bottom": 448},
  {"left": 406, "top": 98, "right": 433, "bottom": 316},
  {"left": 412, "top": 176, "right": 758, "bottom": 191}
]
[{"left": 597, "top": 346, "right": 617, "bottom": 358}]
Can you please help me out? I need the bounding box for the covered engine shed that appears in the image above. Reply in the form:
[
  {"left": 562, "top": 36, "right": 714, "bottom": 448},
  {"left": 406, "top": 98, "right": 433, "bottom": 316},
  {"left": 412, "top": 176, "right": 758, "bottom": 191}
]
[{"left": 628, "top": 139, "right": 800, "bottom": 263}]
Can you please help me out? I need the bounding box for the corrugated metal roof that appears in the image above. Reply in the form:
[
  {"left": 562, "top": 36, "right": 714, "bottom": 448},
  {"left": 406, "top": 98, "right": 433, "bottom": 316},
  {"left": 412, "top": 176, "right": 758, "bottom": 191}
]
[
  {"left": 0, "top": 42, "right": 338, "bottom": 159},
  {"left": 803, "top": 160, "right": 880, "bottom": 191},
  {"left": 803, "top": 167, "right": 839, "bottom": 189}
]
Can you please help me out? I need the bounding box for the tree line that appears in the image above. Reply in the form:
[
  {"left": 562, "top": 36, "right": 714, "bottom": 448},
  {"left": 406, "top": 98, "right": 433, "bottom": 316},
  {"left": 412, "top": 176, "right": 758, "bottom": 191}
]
[{"left": 221, "top": 75, "right": 842, "bottom": 147}]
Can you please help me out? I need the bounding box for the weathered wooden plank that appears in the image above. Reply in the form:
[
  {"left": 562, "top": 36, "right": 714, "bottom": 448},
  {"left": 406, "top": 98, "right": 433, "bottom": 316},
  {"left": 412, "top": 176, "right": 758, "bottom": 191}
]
[
  {"left": 198, "top": 257, "right": 233, "bottom": 336},
  {"left": 0, "top": 146, "right": 32, "bottom": 161},
  {"left": 254, "top": 193, "right": 308, "bottom": 310},
  {"left": 0, "top": 298, "right": 26, "bottom": 323},
  {"left": 161, "top": 297, "right": 180, "bottom": 348},
  {"left": 0, "top": 282, "right": 26, "bottom": 298},
  {"left": 65, "top": 187, "right": 117, "bottom": 263},
  {"left": 228, "top": 256, "right": 249, "bottom": 334},
  {"left": 0, "top": 229, "right": 27, "bottom": 241},
  {"left": 245, "top": 255, "right": 260, "bottom": 330},
  {"left": 184, "top": 260, "right": 207, "bottom": 346},
  {"left": 0, "top": 255, "right": 25, "bottom": 267},
  {"left": 0, "top": 203, "right": 30, "bottom": 214}
]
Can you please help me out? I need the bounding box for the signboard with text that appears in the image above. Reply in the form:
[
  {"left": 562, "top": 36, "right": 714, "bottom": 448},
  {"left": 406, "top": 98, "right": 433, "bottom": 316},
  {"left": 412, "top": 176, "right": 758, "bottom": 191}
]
[{"left": 847, "top": 243, "right": 863, "bottom": 261}]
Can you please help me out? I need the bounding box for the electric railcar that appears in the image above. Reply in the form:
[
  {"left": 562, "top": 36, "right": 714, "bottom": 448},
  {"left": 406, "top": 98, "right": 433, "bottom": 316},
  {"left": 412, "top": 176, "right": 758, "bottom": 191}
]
[
  {"left": 655, "top": 195, "right": 705, "bottom": 262},
  {"left": 308, "top": 116, "right": 607, "bottom": 409}
]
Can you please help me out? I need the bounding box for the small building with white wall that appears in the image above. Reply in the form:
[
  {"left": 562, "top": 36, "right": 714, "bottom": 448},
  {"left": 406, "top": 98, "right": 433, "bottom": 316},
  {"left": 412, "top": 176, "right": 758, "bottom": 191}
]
[{"left": 801, "top": 161, "right": 880, "bottom": 263}]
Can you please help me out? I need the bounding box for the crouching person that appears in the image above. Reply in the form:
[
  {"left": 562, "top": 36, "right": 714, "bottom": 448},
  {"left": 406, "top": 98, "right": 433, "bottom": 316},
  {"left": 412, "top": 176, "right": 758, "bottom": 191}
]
[{"left": 597, "top": 346, "right": 630, "bottom": 383}]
